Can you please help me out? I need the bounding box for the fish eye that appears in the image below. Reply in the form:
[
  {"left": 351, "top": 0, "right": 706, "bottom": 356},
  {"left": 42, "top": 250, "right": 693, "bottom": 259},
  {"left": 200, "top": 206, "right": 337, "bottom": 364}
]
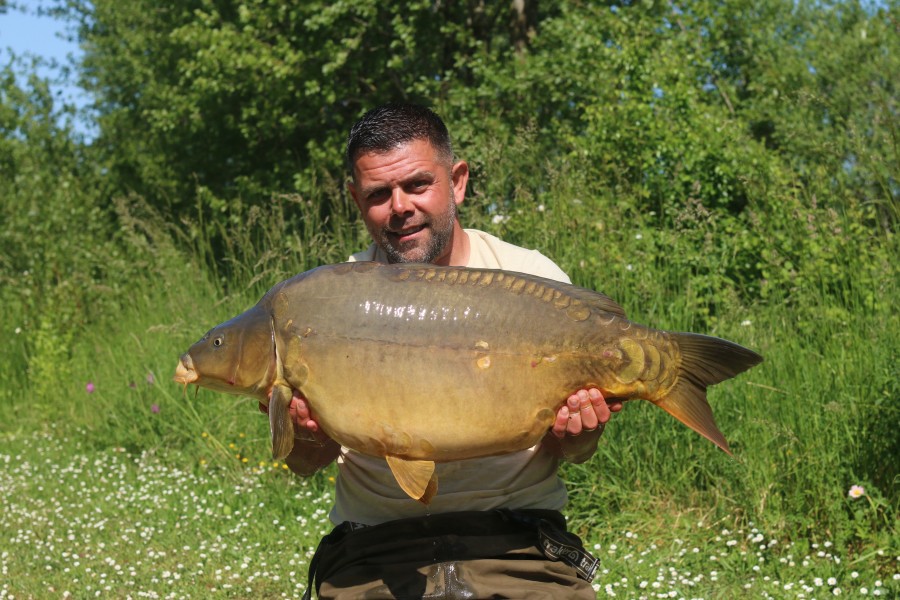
[{"left": 213, "top": 336, "right": 223, "bottom": 347}]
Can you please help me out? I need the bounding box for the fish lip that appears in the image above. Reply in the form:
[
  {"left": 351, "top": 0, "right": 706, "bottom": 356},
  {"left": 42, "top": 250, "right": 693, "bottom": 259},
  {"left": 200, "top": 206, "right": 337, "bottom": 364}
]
[{"left": 173, "top": 354, "right": 199, "bottom": 384}]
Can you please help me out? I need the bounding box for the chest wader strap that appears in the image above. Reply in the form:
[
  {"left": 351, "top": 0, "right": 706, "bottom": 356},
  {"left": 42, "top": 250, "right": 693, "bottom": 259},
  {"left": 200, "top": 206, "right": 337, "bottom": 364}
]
[
  {"left": 536, "top": 521, "right": 600, "bottom": 581},
  {"left": 498, "top": 509, "right": 600, "bottom": 582},
  {"left": 301, "top": 509, "right": 599, "bottom": 598}
]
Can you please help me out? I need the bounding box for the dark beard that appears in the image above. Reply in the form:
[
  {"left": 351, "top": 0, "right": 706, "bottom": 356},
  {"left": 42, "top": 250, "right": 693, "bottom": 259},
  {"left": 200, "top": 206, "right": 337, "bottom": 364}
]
[{"left": 375, "top": 191, "right": 457, "bottom": 264}]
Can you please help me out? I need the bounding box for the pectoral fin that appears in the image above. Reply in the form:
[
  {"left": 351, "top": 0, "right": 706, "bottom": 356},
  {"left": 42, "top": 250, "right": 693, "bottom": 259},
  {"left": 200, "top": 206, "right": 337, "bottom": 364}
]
[
  {"left": 385, "top": 455, "right": 438, "bottom": 504},
  {"left": 269, "top": 384, "right": 295, "bottom": 460}
]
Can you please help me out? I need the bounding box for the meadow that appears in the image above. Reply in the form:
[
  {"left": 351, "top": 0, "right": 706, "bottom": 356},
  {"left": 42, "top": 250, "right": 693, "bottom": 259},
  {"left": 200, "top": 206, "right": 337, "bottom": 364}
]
[
  {"left": 2, "top": 1, "right": 899, "bottom": 597},
  {"left": 2, "top": 428, "right": 897, "bottom": 599}
]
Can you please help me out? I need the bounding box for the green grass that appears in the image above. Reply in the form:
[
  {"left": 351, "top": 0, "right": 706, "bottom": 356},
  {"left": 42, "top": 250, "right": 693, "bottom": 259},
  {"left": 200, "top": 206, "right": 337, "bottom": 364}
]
[
  {"left": 2, "top": 428, "right": 897, "bottom": 598},
  {"left": 0, "top": 427, "right": 334, "bottom": 599}
]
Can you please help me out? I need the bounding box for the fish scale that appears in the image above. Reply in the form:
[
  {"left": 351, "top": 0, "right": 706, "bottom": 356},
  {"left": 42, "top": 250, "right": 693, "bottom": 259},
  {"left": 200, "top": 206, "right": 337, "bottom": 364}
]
[{"left": 175, "top": 262, "right": 763, "bottom": 503}]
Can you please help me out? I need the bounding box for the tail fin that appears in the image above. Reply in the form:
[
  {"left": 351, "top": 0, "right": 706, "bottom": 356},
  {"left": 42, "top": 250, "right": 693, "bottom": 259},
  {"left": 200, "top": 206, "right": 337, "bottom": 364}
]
[{"left": 655, "top": 333, "right": 763, "bottom": 454}]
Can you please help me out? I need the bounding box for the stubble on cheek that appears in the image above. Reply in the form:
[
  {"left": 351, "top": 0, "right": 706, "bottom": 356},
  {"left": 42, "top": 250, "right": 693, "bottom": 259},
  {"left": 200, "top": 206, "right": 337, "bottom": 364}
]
[{"left": 372, "top": 193, "right": 457, "bottom": 264}]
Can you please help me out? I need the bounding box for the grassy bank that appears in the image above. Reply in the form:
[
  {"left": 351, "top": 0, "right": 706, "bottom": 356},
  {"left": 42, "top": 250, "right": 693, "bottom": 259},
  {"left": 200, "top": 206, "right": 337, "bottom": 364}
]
[{"left": 2, "top": 428, "right": 897, "bottom": 599}]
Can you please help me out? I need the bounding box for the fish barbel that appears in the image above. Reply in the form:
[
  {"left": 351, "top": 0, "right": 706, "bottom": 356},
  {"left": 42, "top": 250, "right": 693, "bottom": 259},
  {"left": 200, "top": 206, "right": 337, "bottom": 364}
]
[{"left": 174, "top": 262, "right": 763, "bottom": 502}]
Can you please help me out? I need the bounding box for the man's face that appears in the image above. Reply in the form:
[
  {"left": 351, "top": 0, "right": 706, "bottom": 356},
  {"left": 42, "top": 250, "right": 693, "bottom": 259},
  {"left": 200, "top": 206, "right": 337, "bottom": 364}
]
[{"left": 349, "top": 139, "right": 467, "bottom": 265}]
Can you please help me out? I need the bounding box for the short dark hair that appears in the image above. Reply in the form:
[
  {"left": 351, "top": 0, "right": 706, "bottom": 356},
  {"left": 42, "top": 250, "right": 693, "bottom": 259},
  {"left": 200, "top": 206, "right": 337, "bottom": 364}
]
[{"left": 346, "top": 103, "right": 454, "bottom": 177}]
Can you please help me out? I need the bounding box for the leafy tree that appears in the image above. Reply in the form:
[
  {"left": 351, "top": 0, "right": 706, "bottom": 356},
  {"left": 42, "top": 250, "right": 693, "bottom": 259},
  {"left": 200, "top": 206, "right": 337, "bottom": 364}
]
[
  {"left": 70, "top": 0, "right": 556, "bottom": 209},
  {"left": 57, "top": 0, "right": 898, "bottom": 306}
]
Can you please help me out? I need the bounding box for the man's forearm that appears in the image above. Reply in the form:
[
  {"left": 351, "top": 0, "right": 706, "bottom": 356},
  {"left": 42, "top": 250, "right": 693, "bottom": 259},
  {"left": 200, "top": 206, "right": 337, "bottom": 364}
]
[
  {"left": 283, "top": 437, "right": 342, "bottom": 477},
  {"left": 542, "top": 428, "right": 604, "bottom": 464}
]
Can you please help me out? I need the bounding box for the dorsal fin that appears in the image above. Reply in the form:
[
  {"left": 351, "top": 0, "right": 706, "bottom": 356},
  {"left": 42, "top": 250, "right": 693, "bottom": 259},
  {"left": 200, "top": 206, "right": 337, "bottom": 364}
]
[
  {"left": 560, "top": 282, "right": 627, "bottom": 318},
  {"left": 374, "top": 262, "right": 628, "bottom": 318},
  {"left": 385, "top": 455, "right": 438, "bottom": 504}
]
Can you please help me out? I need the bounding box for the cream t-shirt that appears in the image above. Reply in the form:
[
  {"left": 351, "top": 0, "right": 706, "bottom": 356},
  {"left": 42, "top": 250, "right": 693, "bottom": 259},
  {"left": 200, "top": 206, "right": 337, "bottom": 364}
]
[{"left": 331, "top": 229, "right": 571, "bottom": 525}]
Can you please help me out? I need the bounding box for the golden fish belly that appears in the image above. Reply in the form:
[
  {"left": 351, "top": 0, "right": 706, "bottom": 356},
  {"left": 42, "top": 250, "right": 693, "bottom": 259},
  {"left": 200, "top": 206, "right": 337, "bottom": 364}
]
[{"left": 295, "top": 335, "right": 588, "bottom": 461}]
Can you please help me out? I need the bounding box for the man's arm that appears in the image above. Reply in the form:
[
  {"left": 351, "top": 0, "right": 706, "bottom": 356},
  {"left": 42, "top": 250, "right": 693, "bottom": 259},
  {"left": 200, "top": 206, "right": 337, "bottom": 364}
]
[{"left": 283, "top": 435, "right": 341, "bottom": 477}]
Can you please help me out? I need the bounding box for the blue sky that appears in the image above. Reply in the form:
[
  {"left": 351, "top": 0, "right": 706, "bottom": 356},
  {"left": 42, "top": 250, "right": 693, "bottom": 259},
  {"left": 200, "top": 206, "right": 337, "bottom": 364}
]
[{"left": 1, "top": 0, "right": 96, "bottom": 137}]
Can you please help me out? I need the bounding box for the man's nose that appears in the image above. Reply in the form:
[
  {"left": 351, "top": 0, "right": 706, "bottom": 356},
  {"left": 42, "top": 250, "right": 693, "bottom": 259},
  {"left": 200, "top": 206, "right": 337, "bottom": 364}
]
[{"left": 390, "top": 189, "right": 413, "bottom": 215}]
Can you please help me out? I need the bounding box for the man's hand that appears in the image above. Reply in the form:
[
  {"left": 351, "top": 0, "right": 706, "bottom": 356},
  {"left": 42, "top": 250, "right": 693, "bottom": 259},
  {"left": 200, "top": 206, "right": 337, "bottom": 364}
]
[
  {"left": 259, "top": 390, "right": 317, "bottom": 430},
  {"left": 258, "top": 389, "right": 332, "bottom": 447},
  {"left": 551, "top": 388, "right": 621, "bottom": 438},
  {"left": 546, "top": 388, "right": 622, "bottom": 463},
  {"left": 259, "top": 389, "right": 340, "bottom": 476}
]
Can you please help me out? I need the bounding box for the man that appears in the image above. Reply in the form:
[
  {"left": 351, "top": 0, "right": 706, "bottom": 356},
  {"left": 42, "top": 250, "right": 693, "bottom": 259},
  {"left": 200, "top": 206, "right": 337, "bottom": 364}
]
[{"left": 272, "top": 103, "right": 621, "bottom": 599}]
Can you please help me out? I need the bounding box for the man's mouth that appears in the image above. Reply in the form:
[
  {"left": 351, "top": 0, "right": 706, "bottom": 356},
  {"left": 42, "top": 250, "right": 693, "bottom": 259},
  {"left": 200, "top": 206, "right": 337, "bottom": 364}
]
[{"left": 388, "top": 224, "right": 427, "bottom": 242}]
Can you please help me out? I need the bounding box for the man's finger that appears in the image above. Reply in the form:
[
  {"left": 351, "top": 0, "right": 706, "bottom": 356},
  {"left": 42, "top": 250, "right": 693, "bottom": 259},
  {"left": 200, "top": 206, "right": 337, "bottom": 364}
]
[
  {"left": 588, "top": 388, "right": 610, "bottom": 425},
  {"left": 566, "top": 392, "right": 586, "bottom": 436},
  {"left": 577, "top": 392, "right": 598, "bottom": 430},
  {"left": 293, "top": 391, "right": 313, "bottom": 418},
  {"left": 552, "top": 406, "right": 571, "bottom": 438}
]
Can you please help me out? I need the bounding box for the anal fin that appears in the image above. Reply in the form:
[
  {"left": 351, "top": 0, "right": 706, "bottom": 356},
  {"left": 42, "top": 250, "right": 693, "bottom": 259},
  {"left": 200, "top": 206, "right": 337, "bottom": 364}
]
[
  {"left": 269, "top": 384, "right": 295, "bottom": 460},
  {"left": 385, "top": 455, "right": 438, "bottom": 504}
]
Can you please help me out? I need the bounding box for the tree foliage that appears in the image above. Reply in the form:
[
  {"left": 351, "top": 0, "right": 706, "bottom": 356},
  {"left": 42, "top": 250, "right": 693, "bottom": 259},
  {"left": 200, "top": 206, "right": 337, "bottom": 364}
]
[
  {"left": 69, "top": 1, "right": 552, "bottom": 206},
  {"left": 70, "top": 0, "right": 897, "bottom": 223}
]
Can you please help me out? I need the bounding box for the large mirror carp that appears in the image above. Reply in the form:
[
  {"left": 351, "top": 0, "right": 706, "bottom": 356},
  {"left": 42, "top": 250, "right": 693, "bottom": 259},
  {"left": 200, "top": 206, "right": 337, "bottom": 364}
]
[{"left": 174, "top": 262, "right": 763, "bottom": 503}]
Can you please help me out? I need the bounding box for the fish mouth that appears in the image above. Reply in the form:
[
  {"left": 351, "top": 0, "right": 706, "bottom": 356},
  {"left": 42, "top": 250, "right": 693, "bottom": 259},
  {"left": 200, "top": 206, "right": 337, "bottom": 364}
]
[{"left": 173, "top": 354, "right": 199, "bottom": 385}]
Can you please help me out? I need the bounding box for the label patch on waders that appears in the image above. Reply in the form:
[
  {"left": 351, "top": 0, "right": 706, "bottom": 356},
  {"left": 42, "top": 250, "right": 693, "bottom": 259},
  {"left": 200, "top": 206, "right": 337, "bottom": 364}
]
[{"left": 538, "top": 528, "right": 600, "bottom": 581}]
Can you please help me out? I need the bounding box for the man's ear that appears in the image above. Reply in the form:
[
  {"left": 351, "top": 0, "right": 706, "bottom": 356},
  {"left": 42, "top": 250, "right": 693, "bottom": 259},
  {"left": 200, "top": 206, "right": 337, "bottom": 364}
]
[{"left": 451, "top": 160, "right": 469, "bottom": 206}]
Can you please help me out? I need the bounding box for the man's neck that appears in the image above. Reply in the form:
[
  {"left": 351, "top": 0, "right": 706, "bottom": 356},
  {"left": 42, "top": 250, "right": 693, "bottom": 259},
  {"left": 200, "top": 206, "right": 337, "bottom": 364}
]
[{"left": 437, "top": 225, "right": 470, "bottom": 267}]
